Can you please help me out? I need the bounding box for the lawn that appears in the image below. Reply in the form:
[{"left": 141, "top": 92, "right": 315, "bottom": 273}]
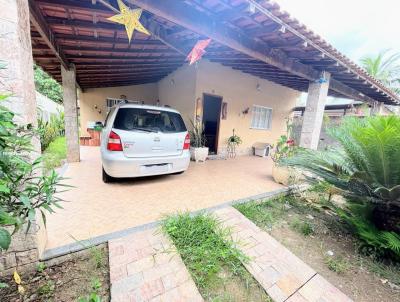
[
  {"left": 162, "top": 213, "right": 271, "bottom": 302},
  {"left": 235, "top": 193, "right": 400, "bottom": 302},
  {"left": 0, "top": 245, "right": 110, "bottom": 301},
  {"left": 42, "top": 136, "right": 67, "bottom": 173}
]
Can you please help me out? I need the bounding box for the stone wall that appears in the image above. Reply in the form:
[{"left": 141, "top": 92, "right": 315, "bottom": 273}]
[{"left": 0, "top": 225, "right": 41, "bottom": 277}]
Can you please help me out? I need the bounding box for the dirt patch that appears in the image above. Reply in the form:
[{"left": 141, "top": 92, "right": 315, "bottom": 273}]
[
  {"left": 0, "top": 246, "right": 110, "bottom": 302},
  {"left": 237, "top": 197, "right": 400, "bottom": 302},
  {"left": 272, "top": 217, "right": 399, "bottom": 302}
]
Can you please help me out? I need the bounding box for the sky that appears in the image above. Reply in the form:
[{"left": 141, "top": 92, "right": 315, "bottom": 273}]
[{"left": 273, "top": 0, "right": 400, "bottom": 62}]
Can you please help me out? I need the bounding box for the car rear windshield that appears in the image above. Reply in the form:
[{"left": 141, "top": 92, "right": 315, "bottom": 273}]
[{"left": 113, "top": 108, "right": 187, "bottom": 133}]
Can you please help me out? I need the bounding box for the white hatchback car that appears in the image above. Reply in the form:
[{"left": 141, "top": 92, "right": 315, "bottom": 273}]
[{"left": 100, "top": 103, "right": 190, "bottom": 183}]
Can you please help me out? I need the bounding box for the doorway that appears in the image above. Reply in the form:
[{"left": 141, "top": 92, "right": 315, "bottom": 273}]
[{"left": 202, "top": 94, "right": 222, "bottom": 154}]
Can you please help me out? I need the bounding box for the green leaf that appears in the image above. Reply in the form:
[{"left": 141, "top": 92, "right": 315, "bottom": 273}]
[
  {"left": 0, "top": 209, "right": 18, "bottom": 225},
  {"left": 0, "top": 228, "right": 11, "bottom": 250},
  {"left": 0, "top": 184, "right": 10, "bottom": 193},
  {"left": 0, "top": 282, "right": 9, "bottom": 289},
  {"left": 28, "top": 209, "right": 36, "bottom": 222},
  {"left": 20, "top": 195, "right": 32, "bottom": 208}
]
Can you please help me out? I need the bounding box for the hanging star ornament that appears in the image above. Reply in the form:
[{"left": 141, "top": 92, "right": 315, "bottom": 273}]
[
  {"left": 107, "top": 0, "right": 150, "bottom": 43},
  {"left": 186, "top": 39, "right": 212, "bottom": 65}
]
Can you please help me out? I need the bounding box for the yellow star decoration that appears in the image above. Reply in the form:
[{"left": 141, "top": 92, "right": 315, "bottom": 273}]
[{"left": 107, "top": 0, "right": 150, "bottom": 42}]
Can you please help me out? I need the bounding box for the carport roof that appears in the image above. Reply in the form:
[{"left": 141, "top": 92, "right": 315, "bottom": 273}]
[{"left": 29, "top": 0, "right": 400, "bottom": 105}]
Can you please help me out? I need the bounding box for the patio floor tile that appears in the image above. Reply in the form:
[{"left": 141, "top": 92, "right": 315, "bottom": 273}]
[
  {"left": 46, "top": 146, "right": 283, "bottom": 249},
  {"left": 109, "top": 227, "right": 203, "bottom": 302}
]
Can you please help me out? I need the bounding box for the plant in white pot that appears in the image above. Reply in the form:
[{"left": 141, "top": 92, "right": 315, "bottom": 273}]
[{"left": 189, "top": 120, "right": 208, "bottom": 162}]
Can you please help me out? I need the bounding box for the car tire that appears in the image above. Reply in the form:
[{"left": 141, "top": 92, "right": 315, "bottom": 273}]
[{"left": 102, "top": 167, "right": 114, "bottom": 183}]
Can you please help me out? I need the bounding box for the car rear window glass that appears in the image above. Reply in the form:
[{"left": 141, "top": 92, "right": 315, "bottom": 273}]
[{"left": 113, "top": 108, "right": 187, "bottom": 133}]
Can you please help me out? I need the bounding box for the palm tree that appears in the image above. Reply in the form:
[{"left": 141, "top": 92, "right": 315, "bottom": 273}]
[{"left": 360, "top": 50, "right": 400, "bottom": 95}]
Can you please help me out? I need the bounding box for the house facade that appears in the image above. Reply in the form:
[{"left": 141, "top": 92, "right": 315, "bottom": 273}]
[{"left": 80, "top": 60, "right": 300, "bottom": 155}]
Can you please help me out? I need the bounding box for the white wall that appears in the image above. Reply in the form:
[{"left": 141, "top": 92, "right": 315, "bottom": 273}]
[
  {"left": 36, "top": 91, "right": 64, "bottom": 121},
  {"left": 158, "top": 64, "right": 197, "bottom": 128}
]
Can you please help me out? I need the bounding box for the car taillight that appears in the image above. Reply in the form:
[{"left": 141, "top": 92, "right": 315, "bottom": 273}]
[
  {"left": 107, "top": 131, "right": 123, "bottom": 151},
  {"left": 183, "top": 132, "right": 190, "bottom": 150}
]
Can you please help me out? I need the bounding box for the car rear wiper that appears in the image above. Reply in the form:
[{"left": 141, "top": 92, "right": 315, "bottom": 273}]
[{"left": 131, "top": 127, "right": 158, "bottom": 133}]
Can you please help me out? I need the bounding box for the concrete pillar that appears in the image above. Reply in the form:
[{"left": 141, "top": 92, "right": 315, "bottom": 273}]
[
  {"left": 300, "top": 72, "right": 331, "bottom": 149},
  {"left": 0, "top": 0, "right": 47, "bottom": 273},
  {"left": 61, "top": 65, "right": 80, "bottom": 162},
  {"left": 370, "top": 101, "right": 384, "bottom": 116},
  {"left": 0, "top": 0, "right": 38, "bottom": 130}
]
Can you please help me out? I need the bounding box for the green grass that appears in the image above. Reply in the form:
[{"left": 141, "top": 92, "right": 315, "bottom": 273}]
[
  {"left": 324, "top": 255, "right": 350, "bottom": 274},
  {"left": 290, "top": 219, "right": 315, "bottom": 236},
  {"left": 42, "top": 136, "right": 66, "bottom": 173},
  {"left": 162, "top": 213, "right": 271, "bottom": 301},
  {"left": 234, "top": 195, "right": 295, "bottom": 230},
  {"left": 359, "top": 257, "right": 400, "bottom": 286}
]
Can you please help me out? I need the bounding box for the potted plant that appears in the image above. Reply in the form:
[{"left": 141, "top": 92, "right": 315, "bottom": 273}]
[
  {"left": 271, "top": 119, "right": 297, "bottom": 185},
  {"left": 189, "top": 119, "right": 208, "bottom": 162},
  {"left": 227, "top": 129, "right": 242, "bottom": 158}
]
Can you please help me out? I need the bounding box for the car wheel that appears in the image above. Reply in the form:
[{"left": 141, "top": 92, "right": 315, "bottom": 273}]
[{"left": 102, "top": 167, "right": 114, "bottom": 183}]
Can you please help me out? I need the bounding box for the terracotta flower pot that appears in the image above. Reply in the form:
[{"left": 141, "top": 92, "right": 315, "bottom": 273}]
[{"left": 190, "top": 147, "right": 209, "bottom": 162}]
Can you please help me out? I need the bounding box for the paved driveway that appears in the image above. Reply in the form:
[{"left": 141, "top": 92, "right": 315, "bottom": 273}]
[{"left": 45, "top": 147, "right": 283, "bottom": 250}]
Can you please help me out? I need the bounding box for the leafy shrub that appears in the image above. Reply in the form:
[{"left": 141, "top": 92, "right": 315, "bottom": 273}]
[
  {"left": 283, "top": 116, "right": 400, "bottom": 259},
  {"left": 38, "top": 111, "right": 64, "bottom": 151},
  {"left": 34, "top": 65, "right": 63, "bottom": 103},
  {"left": 0, "top": 95, "right": 63, "bottom": 251}
]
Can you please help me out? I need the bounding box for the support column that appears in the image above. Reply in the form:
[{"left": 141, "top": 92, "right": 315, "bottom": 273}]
[
  {"left": 0, "top": 0, "right": 46, "bottom": 273},
  {"left": 300, "top": 72, "right": 331, "bottom": 149},
  {"left": 61, "top": 65, "right": 80, "bottom": 162},
  {"left": 370, "top": 101, "right": 384, "bottom": 116}
]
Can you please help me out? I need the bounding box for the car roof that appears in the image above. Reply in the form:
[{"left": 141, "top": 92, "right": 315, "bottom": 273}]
[{"left": 115, "top": 103, "right": 180, "bottom": 114}]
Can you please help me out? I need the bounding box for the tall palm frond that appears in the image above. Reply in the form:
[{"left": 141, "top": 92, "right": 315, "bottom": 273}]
[{"left": 360, "top": 50, "right": 400, "bottom": 95}]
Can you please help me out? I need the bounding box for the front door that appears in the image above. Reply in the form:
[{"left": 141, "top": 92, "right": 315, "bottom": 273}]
[{"left": 202, "top": 94, "right": 222, "bottom": 154}]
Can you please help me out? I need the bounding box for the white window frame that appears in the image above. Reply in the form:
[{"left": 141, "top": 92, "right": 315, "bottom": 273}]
[{"left": 250, "top": 105, "right": 273, "bottom": 130}]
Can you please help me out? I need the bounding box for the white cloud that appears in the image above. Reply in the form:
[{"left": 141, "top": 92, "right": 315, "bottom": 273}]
[{"left": 273, "top": 0, "right": 400, "bottom": 62}]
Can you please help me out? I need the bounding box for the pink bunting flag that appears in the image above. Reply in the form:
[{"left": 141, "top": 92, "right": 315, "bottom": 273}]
[{"left": 186, "top": 39, "right": 212, "bottom": 65}]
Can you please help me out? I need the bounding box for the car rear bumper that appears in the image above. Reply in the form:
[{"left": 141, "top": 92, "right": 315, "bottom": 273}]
[{"left": 102, "top": 150, "right": 190, "bottom": 178}]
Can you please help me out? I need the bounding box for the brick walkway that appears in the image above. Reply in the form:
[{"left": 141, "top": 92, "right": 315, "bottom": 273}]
[
  {"left": 214, "top": 207, "right": 353, "bottom": 302},
  {"left": 108, "top": 228, "right": 203, "bottom": 302}
]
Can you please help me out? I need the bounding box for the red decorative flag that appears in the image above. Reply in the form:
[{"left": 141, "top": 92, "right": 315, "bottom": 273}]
[{"left": 186, "top": 39, "right": 212, "bottom": 65}]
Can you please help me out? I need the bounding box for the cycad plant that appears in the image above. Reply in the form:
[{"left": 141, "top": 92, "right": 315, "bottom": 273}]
[{"left": 283, "top": 116, "right": 400, "bottom": 258}]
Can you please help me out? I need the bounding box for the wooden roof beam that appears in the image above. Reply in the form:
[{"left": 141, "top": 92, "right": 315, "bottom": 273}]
[
  {"left": 36, "top": 0, "right": 109, "bottom": 14},
  {"left": 130, "top": 0, "right": 318, "bottom": 80},
  {"left": 130, "top": 0, "right": 377, "bottom": 104},
  {"left": 330, "top": 78, "right": 375, "bottom": 105},
  {"left": 28, "top": 0, "right": 70, "bottom": 69}
]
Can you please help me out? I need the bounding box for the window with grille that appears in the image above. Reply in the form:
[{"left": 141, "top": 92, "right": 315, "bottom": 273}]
[{"left": 250, "top": 105, "right": 272, "bottom": 130}]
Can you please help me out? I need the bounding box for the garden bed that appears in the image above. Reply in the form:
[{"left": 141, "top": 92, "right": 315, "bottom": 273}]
[
  {"left": 162, "top": 213, "right": 271, "bottom": 302},
  {"left": 235, "top": 194, "right": 400, "bottom": 302},
  {"left": 0, "top": 245, "right": 110, "bottom": 302}
]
